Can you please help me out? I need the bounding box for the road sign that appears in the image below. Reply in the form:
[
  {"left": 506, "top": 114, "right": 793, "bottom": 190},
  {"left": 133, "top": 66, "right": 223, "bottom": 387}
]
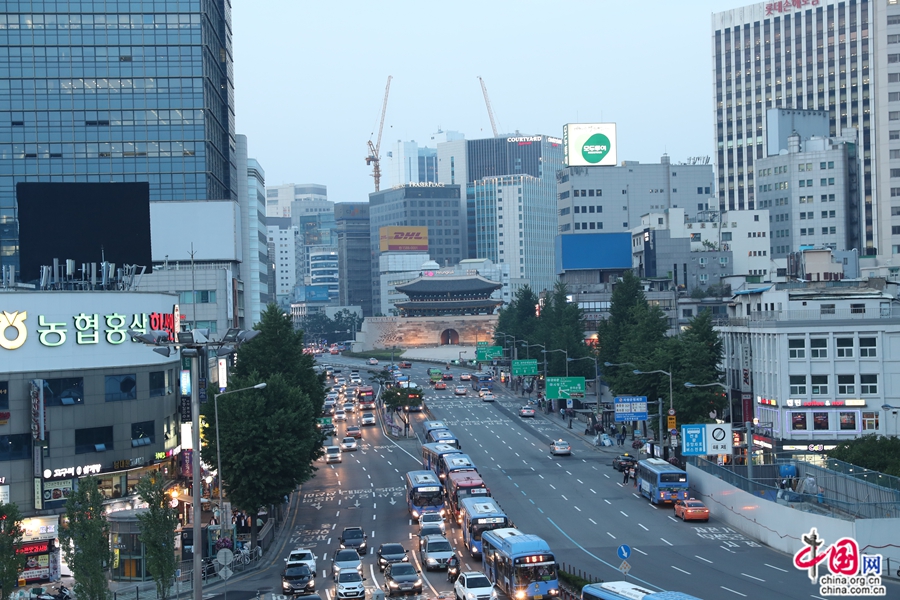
[
  {"left": 618, "top": 560, "right": 631, "bottom": 575},
  {"left": 218, "top": 566, "right": 233, "bottom": 580},
  {"left": 667, "top": 415, "right": 676, "bottom": 430},
  {"left": 668, "top": 408, "right": 676, "bottom": 416},
  {"left": 477, "top": 341, "right": 488, "bottom": 348},
  {"left": 476, "top": 346, "right": 503, "bottom": 361},
  {"left": 616, "top": 545, "right": 631, "bottom": 560},
  {"left": 680, "top": 423, "right": 733, "bottom": 456},
  {"left": 546, "top": 377, "right": 585, "bottom": 400},
  {"left": 511, "top": 359, "right": 538, "bottom": 376},
  {"left": 216, "top": 548, "right": 233, "bottom": 566},
  {"left": 614, "top": 396, "right": 648, "bottom": 422}
]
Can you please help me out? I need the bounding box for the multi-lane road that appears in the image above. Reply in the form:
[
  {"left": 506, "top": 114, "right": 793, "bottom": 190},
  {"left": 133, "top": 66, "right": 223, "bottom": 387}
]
[{"left": 208, "top": 357, "right": 874, "bottom": 600}]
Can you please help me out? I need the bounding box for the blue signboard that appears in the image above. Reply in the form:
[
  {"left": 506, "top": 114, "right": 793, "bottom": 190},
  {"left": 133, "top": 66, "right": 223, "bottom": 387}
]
[
  {"left": 614, "top": 396, "right": 648, "bottom": 422},
  {"left": 681, "top": 424, "right": 707, "bottom": 456},
  {"left": 617, "top": 545, "right": 631, "bottom": 560}
]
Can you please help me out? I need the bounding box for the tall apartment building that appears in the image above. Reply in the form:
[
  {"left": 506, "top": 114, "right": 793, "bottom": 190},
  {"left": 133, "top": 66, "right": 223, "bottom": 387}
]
[
  {"left": 335, "top": 202, "right": 373, "bottom": 316},
  {"left": 236, "top": 135, "right": 270, "bottom": 325},
  {"left": 873, "top": 1, "right": 900, "bottom": 266},
  {"left": 267, "top": 217, "right": 299, "bottom": 306},
  {"left": 712, "top": 0, "right": 876, "bottom": 253},
  {"left": 0, "top": 0, "right": 236, "bottom": 272},
  {"left": 266, "top": 183, "right": 330, "bottom": 218}
]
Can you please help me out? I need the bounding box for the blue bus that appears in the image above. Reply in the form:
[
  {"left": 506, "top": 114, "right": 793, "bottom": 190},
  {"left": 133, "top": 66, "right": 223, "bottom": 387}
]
[
  {"left": 426, "top": 428, "right": 461, "bottom": 449},
  {"left": 481, "top": 528, "right": 558, "bottom": 600},
  {"left": 423, "top": 421, "right": 448, "bottom": 436},
  {"left": 459, "top": 497, "right": 509, "bottom": 557},
  {"left": 472, "top": 373, "right": 493, "bottom": 391},
  {"left": 421, "top": 443, "right": 463, "bottom": 475},
  {"left": 582, "top": 582, "right": 703, "bottom": 600},
  {"left": 404, "top": 470, "right": 445, "bottom": 519},
  {"left": 438, "top": 453, "right": 477, "bottom": 482},
  {"left": 635, "top": 458, "right": 689, "bottom": 505}
]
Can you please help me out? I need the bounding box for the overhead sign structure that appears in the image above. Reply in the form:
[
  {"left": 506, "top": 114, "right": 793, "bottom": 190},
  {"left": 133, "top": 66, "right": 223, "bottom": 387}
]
[
  {"left": 546, "top": 377, "right": 585, "bottom": 400},
  {"left": 476, "top": 346, "right": 503, "bottom": 361},
  {"left": 511, "top": 359, "right": 538, "bottom": 376},
  {"left": 681, "top": 423, "right": 733, "bottom": 456},
  {"left": 378, "top": 226, "right": 429, "bottom": 252},
  {"left": 614, "top": 396, "right": 648, "bottom": 422},
  {"left": 563, "top": 123, "right": 618, "bottom": 167}
]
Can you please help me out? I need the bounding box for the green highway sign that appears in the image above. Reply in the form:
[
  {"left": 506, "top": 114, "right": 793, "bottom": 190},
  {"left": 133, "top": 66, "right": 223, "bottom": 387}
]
[
  {"left": 476, "top": 346, "right": 503, "bottom": 361},
  {"left": 511, "top": 359, "right": 538, "bottom": 376},
  {"left": 476, "top": 340, "right": 489, "bottom": 348},
  {"left": 546, "top": 377, "right": 585, "bottom": 399}
]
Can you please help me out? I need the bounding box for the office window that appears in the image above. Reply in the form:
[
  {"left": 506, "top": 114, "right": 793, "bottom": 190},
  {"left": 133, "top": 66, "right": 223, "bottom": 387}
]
[
  {"left": 595, "top": 190, "right": 602, "bottom": 196},
  {"left": 791, "top": 412, "right": 808, "bottom": 430},
  {"left": 131, "top": 421, "right": 156, "bottom": 446},
  {"left": 41, "top": 377, "right": 85, "bottom": 406},
  {"left": 0, "top": 381, "right": 7, "bottom": 410},
  {"left": 859, "top": 337, "right": 877, "bottom": 357},
  {"left": 836, "top": 338, "right": 853, "bottom": 357},
  {"left": 179, "top": 290, "right": 216, "bottom": 304},
  {"left": 75, "top": 426, "right": 114, "bottom": 454},
  {"left": 821, "top": 304, "right": 836, "bottom": 315},
  {"left": 851, "top": 304, "right": 866, "bottom": 315},
  {"left": 862, "top": 412, "right": 879, "bottom": 431},
  {"left": 790, "top": 375, "right": 807, "bottom": 395},
  {"left": 788, "top": 338, "right": 805, "bottom": 359},
  {"left": 837, "top": 375, "right": 855, "bottom": 395},
  {"left": 810, "top": 338, "right": 827, "bottom": 358},
  {"left": 106, "top": 374, "right": 137, "bottom": 402},
  {"left": 149, "top": 370, "right": 171, "bottom": 397},
  {"left": 811, "top": 375, "right": 828, "bottom": 395},
  {"left": 860, "top": 374, "right": 878, "bottom": 395},
  {"left": 0, "top": 433, "right": 32, "bottom": 461}
]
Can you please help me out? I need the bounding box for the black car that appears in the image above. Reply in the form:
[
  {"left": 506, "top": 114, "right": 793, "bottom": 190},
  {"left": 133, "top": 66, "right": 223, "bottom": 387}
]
[
  {"left": 612, "top": 453, "right": 637, "bottom": 472},
  {"left": 383, "top": 562, "right": 423, "bottom": 596},
  {"left": 340, "top": 526, "right": 368, "bottom": 554},
  {"left": 418, "top": 524, "right": 443, "bottom": 539},
  {"left": 377, "top": 543, "right": 409, "bottom": 571},
  {"left": 282, "top": 563, "right": 315, "bottom": 595}
]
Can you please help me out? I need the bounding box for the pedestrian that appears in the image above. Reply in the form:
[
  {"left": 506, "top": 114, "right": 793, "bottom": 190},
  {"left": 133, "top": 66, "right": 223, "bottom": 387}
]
[
  {"left": 631, "top": 467, "right": 637, "bottom": 487},
  {"left": 623, "top": 466, "right": 630, "bottom": 485}
]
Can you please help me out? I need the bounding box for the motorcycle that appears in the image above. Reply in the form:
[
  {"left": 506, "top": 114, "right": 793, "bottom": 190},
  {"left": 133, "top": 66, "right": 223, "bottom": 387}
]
[
  {"left": 35, "top": 586, "right": 72, "bottom": 600},
  {"left": 447, "top": 563, "right": 460, "bottom": 582}
]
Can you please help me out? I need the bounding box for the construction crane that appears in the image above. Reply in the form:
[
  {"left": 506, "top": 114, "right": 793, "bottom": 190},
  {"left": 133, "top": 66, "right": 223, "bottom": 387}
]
[
  {"left": 477, "top": 76, "right": 499, "bottom": 137},
  {"left": 366, "top": 75, "right": 393, "bottom": 192}
]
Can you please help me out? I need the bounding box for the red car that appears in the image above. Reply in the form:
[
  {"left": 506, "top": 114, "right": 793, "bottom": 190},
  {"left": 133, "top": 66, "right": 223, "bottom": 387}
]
[
  {"left": 434, "top": 382, "right": 447, "bottom": 390},
  {"left": 442, "top": 373, "right": 453, "bottom": 381},
  {"left": 399, "top": 361, "right": 412, "bottom": 368},
  {"left": 674, "top": 499, "right": 710, "bottom": 522},
  {"left": 346, "top": 426, "right": 362, "bottom": 439}
]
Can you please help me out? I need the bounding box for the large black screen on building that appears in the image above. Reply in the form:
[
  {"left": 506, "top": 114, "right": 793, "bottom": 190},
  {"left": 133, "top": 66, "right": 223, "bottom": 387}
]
[{"left": 16, "top": 182, "right": 152, "bottom": 280}]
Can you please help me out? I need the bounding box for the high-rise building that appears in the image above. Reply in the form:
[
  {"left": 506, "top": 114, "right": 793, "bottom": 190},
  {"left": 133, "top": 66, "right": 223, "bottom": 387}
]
[
  {"left": 388, "top": 131, "right": 465, "bottom": 188},
  {"left": 873, "top": 1, "right": 900, "bottom": 267},
  {"left": 335, "top": 203, "right": 373, "bottom": 316},
  {"left": 265, "top": 184, "right": 330, "bottom": 218},
  {"left": 236, "top": 135, "right": 270, "bottom": 326},
  {"left": 0, "top": 0, "right": 236, "bottom": 272},
  {"left": 267, "top": 217, "right": 299, "bottom": 306},
  {"left": 711, "top": 1, "right": 876, "bottom": 254}
]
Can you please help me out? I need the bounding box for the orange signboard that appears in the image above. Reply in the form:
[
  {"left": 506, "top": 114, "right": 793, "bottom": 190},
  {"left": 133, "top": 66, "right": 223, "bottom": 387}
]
[{"left": 379, "top": 226, "right": 429, "bottom": 252}]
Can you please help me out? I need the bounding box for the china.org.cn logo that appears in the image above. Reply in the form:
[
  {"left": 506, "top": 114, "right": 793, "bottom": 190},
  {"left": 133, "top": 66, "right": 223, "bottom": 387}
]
[
  {"left": 792, "top": 528, "right": 886, "bottom": 596},
  {"left": 0, "top": 310, "right": 28, "bottom": 350}
]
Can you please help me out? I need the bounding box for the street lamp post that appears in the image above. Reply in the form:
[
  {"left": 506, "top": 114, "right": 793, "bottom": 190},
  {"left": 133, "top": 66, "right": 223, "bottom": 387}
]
[
  {"left": 882, "top": 404, "right": 900, "bottom": 437},
  {"left": 605, "top": 361, "right": 663, "bottom": 447},
  {"left": 542, "top": 348, "right": 569, "bottom": 376},
  {"left": 520, "top": 342, "right": 546, "bottom": 383},
  {"left": 496, "top": 332, "right": 517, "bottom": 362},
  {"left": 684, "top": 381, "right": 729, "bottom": 420},
  {"left": 568, "top": 356, "right": 600, "bottom": 414}
]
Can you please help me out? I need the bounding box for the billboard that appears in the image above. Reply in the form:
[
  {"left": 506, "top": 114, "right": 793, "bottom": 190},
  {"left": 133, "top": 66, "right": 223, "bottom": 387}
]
[
  {"left": 379, "top": 226, "right": 429, "bottom": 252},
  {"left": 563, "top": 123, "right": 617, "bottom": 167}
]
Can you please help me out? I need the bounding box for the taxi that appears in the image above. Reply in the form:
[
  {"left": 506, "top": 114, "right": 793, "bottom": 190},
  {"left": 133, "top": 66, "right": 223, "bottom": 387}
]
[
  {"left": 549, "top": 439, "right": 571, "bottom": 456},
  {"left": 434, "top": 381, "right": 447, "bottom": 390},
  {"left": 674, "top": 499, "right": 710, "bottom": 522}
]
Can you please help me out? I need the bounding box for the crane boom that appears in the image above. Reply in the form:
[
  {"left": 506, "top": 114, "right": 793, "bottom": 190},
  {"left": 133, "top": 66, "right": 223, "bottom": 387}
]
[
  {"left": 366, "top": 75, "right": 393, "bottom": 192},
  {"left": 477, "top": 76, "right": 499, "bottom": 137}
]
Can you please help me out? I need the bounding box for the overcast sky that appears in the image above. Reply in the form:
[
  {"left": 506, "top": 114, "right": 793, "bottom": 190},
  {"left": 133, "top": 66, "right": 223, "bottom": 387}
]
[{"left": 232, "top": 0, "right": 749, "bottom": 204}]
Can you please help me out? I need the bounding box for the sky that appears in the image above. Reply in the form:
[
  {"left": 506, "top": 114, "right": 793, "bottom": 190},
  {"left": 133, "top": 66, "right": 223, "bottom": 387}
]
[{"left": 232, "top": 0, "right": 750, "bottom": 204}]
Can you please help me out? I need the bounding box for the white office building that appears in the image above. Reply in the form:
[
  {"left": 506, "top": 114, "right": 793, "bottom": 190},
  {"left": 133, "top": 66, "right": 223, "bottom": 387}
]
[
  {"left": 265, "top": 183, "right": 329, "bottom": 218},
  {"left": 267, "top": 217, "right": 299, "bottom": 305}
]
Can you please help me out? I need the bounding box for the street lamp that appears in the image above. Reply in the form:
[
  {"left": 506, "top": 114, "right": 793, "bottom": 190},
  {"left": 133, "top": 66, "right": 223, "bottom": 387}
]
[
  {"left": 633, "top": 369, "right": 674, "bottom": 413},
  {"left": 568, "top": 356, "right": 600, "bottom": 409},
  {"left": 495, "top": 332, "right": 517, "bottom": 362},
  {"left": 605, "top": 362, "right": 664, "bottom": 442},
  {"left": 685, "top": 381, "right": 729, "bottom": 421},
  {"left": 542, "top": 348, "right": 569, "bottom": 376}
]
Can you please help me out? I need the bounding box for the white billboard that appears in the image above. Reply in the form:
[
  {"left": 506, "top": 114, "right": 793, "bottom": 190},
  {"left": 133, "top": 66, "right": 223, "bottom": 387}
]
[{"left": 563, "top": 123, "right": 617, "bottom": 167}]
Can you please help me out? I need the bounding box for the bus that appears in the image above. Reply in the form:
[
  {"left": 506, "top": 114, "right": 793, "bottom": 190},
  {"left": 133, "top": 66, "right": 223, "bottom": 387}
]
[
  {"left": 425, "top": 428, "right": 461, "bottom": 449},
  {"left": 404, "top": 470, "right": 445, "bottom": 519},
  {"left": 481, "top": 528, "right": 558, "bottom": 600},
  {"left": 635, "top": 458, "right": 689, "bottom": 505},
  {"left": 421, "top": 443, "right": 463, "bottom": 475},
  {"left": 356, "top": 386, "right": 376, "bottom": 409},
  {"left": 423, "top": 421, "right": 448, "bottom": 436},
  {"left": 446, "top": 471, "right": 489, "bottom": 523},
  {"left": 427, "top": 368, "right": 444, "bottom": 383},
  {"left": 472, "top": 373, "right": 493, "bottom": 391},
  {"left": 582, "top": 582, "right": 704, "bottom": 600},
  {"left": 459, "top": 498, "right": 508, "bottom": 557},
  {"left": 398, "top": 383, "right": 423, "bottom": 411},
  {"left": 438, "top": 453, "right": 477, "bottom": 482}
]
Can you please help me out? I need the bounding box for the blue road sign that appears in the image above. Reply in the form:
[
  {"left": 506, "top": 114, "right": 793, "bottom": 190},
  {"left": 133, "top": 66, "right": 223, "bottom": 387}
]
[
  {"left": 614, "top": 396, "right": 648, "bottom": 422},
  {"left": 617, "top": 545, "right": 631, "bottom": 560},
  {"left": 681, "top": 424, "right": 707, "bottom": 456}
]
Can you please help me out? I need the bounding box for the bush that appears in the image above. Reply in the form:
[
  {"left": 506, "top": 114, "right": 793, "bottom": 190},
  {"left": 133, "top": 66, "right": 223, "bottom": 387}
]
[{"left": 558, "top": 569, "right": 600, "bottom": 591}]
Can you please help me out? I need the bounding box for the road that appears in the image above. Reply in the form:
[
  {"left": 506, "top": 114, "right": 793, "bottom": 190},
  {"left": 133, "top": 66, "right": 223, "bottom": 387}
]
[{"left": 204, "top": 356, "right": 877, "bottom": 600}]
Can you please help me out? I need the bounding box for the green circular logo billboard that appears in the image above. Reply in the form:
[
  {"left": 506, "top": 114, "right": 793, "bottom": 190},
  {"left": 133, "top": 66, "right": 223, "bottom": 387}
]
[{"left": 581, "top": 134, "right": 612, "bottom": 164}]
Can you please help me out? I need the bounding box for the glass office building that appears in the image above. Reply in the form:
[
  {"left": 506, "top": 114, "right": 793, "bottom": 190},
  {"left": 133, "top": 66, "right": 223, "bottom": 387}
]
[{"left": 0, "top": 0, "right": 237, "bottom": 271}]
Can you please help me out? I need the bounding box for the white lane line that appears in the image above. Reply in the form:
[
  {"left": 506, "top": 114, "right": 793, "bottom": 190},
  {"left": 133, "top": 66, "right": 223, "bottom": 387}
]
[
  {"left": 374, "top": 503, "right": 377, "bottom": 509},
  {"left": 588, "top": 518, "right": 597, "bottom": 525},
  {"left": 531, "top": 467, "right": 535, "bottom": 471},
  {"left": 338, "top": 500, "right": 341, "bottom": 506},
  {"left": 576, "top": 479, "right": 583, "bottom": 484},
  {"left": 515, "top": 452, "right": 520, "bottom": 457},
  {"left": 538, "top": 475, "right": 544, "bottom": 479},
  {"left": 660, "top": 538, "right": 673, "bottom": 546},
  {"left": 566, "top": 471, "right": 572, "bottom": 475},
  {"left": 694, "top": 555, "right": 712, "bottom": 564},
  {"left": 332, "top": 524, "right": 336, "bottom": 530},
  {"left": 606, "top": 532, "right": 616, "bottom": 539},
  {"left": 604, "top": 499, "right": 611, "bottom": 505},
  {"left": 719, "top": 587, "right": 747, "bottom": 597},
  {"left": 720, "top": 545, "right": 736, "bottom": 554},
  {"left": 395, "top": 468, "right": 399, "bottom": 472},
  {"left": 765, "top": 564, "right": 788, "bottom": 573},
  {"left": 574, "top": 506, "right": 581, "bottom": 512},
  {"left": 671, "top": 566, "right": 691, "bottom": 575},
  {"left": 620, "top": 511, "right": 628, "bottom": 517},
  {"left": 549, "top": 484, "right": 556, "bottom": 490},
  {"left": 603, "top": 474, "right": 609, "bottom": 479},
  {"left": 561, "top": 495, "right": 568, "bottom": 501},
  {"left": 668, "top": 516, "right": 679, "bottom": 522},
  {"left": 590, "top": 489, "right": 597, "bottom": 494},
  {"left": 633, "top": 548, "right": 647, "bottom": 556},
  {"left": 336, "top": 511, "right": 341, "bottom": 517},
  {"left": 741, "top": 573, "right": 765, "bottom": 582},
  {"left": 638, "top": 524, "right": 648, "bottom": 531},
  {"left": 327, "top": 537, "right": 332, "bottom": 545}
]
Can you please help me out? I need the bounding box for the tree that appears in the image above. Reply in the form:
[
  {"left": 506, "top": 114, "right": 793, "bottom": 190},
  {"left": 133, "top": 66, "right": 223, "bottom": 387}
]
[
  {"left": 59, "top": 476, "right": 111, "bottom": 600},
  {"left": 135, "top": 474, "right": 179, "bottom": 600},
  {"left": 0, "top": 502, "right": 27, "bottom": 600},
  {"left": 828, "top": 434, "right": 900, "bottom": 477},
  {"left": 494, "top": 286, "right": 540, "bottom": 347},
  {"left": 597, "top": 271, "right": 646, "bottom": 369},
  {"left": 670, "top": 310, "right": 726, "bottom": 424}
]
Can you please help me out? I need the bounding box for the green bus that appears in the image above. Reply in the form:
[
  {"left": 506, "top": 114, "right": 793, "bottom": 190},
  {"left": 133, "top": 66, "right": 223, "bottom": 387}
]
[{"left": 427, "top": 368, "right": 443, "bottom": 383}]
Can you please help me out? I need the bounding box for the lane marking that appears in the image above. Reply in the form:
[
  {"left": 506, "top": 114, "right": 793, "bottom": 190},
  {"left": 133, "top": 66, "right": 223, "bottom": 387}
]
[
  {"left": 765, "top": 564, "right": 788, "bottom": 573},
  {"left": 561, "top": 495, "right": 568, "bottom": 501},
  {"left": 604, "top": 500, "right": 611, "bottom": 505},
  {"left": 694, "top": 555, "right": 712, "bottom": 564},
  {"left": 606, "top": 532, "right": 616, "bottom": 539},
  {"left": 741, "top": 573, "right": 765, "bottom": 582},
  {"left": 549, "top": 484, "right": 556, "bottom": 490},
  {"left": 574, "top": 506, "right": 581, "bottom": 512},
  {"left": 588, "top": 518, "right": 597, "bottom": 525},
  {"left": 633, "top": 548, "right": 647, "bottom": 556},
  {"left": 620, "top": 511, "right": 628, "bottom": 518},
  {"left": 720, "top": 587, "right": 747, "bottom": 597},
  {"left": 638, "top": 524, "right": 648, "bottom": 531},
  {"left": 671, "top": 566, "right": 691, "bottom": 575},
  {"left": 660, "top": 538, "right": 673, "bottom": 546},
  {"left": 576, "top": 479, "right": 583, "bottom": 484},
  {"left": 590, "top": 489, "right": 597, "bottom": 494}
]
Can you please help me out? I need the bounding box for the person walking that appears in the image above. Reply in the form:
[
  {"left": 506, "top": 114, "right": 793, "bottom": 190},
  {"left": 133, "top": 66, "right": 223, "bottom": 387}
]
[
  {"left": 623, "top": 465, "right": 630, "bottom": 485},
  {"left": 631, "top": 466, "right": 637, "bottom": 487}
]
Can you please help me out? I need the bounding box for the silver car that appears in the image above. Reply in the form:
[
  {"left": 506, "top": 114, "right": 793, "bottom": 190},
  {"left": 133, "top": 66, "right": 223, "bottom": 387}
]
[
  {"left": 332, "top": 548, "right": 362, "bottom": 576},
  {"left": 419, "top": 535, "right": 454, "bottom": 571}
]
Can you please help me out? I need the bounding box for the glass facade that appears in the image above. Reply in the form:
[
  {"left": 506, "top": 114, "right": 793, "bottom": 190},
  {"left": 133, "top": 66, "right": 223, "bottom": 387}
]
[{"left": 0, "top": 0, "right": 237, "bottom": 270}]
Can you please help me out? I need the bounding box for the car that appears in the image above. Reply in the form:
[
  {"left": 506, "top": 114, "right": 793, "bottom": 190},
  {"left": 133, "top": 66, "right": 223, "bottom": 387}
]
[
  {"left": 454, "top": 572, "right": 495, "bottom": 600},
  {"left": 383, "top": 562, "right": 422, "bottom": 596},
  {"left": 322, "top": 402, "right": 336, "bottom": 417},
  {"left": 674, "top": 499, "right": 710, "bottom": 522},
  {"left": 454, "top": 386, "right": 467, "bottom": 396},
  {"left": 478, "top": 388, "right": 491, "bottom": 397},
  {"left": 282, "top": 563, "right": 315, "bottom": 595},
  {"left": 550, "top": 439, "right": 571, "bottom": 456},
  {"left": 324, "top": 446, "right": 342, "bottom": 463},
  {"left": 285, "top": 548, "right": 317, "bottom": 573},
  {"left": 334, "top": 570, "right": 366, "bottom": 600},
  {"left": 418, "top": 523, "right": 444, "bottom": 539},
  {"left": 334, "top": 377, "right": 347, "bottom": 387},
  {"left": 342, "top": 402, "right": 355, "bottom": 413},
  {"left": 346, "top": 426, "right": 362, "bottom": 439},
  {"left": 399, "top": 361, "right": 412, "bottom": 368},
  {"left": 518, "top": 406, "right": 535, "bottom": 417},
  {"left": 459, "top": 373, "right": 472, "bottom": 381},
  {"left": 442, "top": 373, "right": 453, "bottom": 381},
  {"left": 418, "top": 512, "right": 445, "bottom": 534},
  {"left": 368, "top": 358, "right": 379, "bottom": 365},
  {"left": 481, "top": 393, "right": 495, "bottom": 402},
  {"left": 361, "top": 413, "right": 376, "bottom": 426},
  {"left": 334, "top": 410, "right": 347, "bottom": 422},
  {"left": 419, "top": 535, "right": 455, "bottom": 571},
  {"left": 331, "top": 548, "right": 362, "bottom": 576},
  {"left": 330, "top": 348, "right": 340, "bottom": 355},
  {"left": 376, "top": 543, "right": 410, "bottom": 572},
  {"left": 350, "top": 375, "right": 362, "bottom": 384},
  {"left": 340, "top": 526, "right": 368, "bottom": 554},
  {"left": 340, "top": 437, "right": 358, "bottom": 452},
  {"left": 434, "top": 382, "right": 447, "bottom": 390},
  {"left": 612, "top": 453, "right": 638, "bottom": 472}
]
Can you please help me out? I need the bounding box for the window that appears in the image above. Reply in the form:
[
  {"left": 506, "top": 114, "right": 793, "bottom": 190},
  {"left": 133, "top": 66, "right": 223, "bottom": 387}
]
[
  {"left": 788, "top": 338, "right": 806, "bottom": 359},
  {"left": 131, "top": 421, "right": 155, "bottom": 446},
  {"left": 75, "top": 426, "right": 114, "bottom": 454},
  {"left": 859, "top": 337, "right": 877, "bottom": 357},
  {"left": 850, "top": 304, "right": 866, "bottom": 315},
  {"left": 596, "top": 190, "right": 603, "bottom": 196},
  {"left": 149, "top": 370, "right": 172, "bottom": 397},
  {"left": 893, "top": 131, "right": 900, "bottom": 140},
  {"left": 178, "top": 290, "right": 217, "bottom": 304},
  {"left": 791, "top": 412, "right": 808, "bottom": 430},
  {"left": 862, "top": 412, "right": 879, "bottom": 431},
  {"left": 790, "top": 375, "right": 807, "bottom": 395},
  {"left": 836, "top": 338, "right": 853, "bottom": 357},
  {"left": 811, "top": 375, "right": 828, "bottom": 395},
  {"left": 810, "top": 338, "right": 827, "bottom": 358},
  {"left": 838, "top": 375, "right": 855, "bottom": 395},
  {"left": 106, "top": 374, "right": 137, "bottom": 402},
  {"left": 813, "top": 412, "right": 829, "bottom": 430},
  {"left": 722, "top": 232, "right": 732, "bottom": 241},
  {"left": 682, "top": 309, "right": 693, "bottom": 318},
  {"left": 0, "top": 381, "right": 7, "bottom": 411},
  {"left": 859, "top": 374, "right": 878, "bottom": 395},
  {"left": 40, "top": 377, "right": 85, "bottom": 406},
  {"left": 0, "top": 433, "right": 32, "bottom": 462}
]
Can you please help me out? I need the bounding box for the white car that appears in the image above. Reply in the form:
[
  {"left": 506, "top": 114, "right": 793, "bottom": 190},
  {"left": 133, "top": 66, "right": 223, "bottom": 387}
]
[
  {"left": 334, "top": 569, "right": 367, "bottom": 599},
  {"left": 418, "top": 512, "right": 445, "bottom": 534},
  {"left": 454, "top": 572, "right": 496, "bottom": 600},
  {"left": 478, "top": 388, "right": 491, "bottom": 397},
  {"left": 550, "top": 439, "right": 572, "bottom": 456},
  {"left": 340, "top": 437, "right": 358, "bottom": 452},
  {"left": 368, "top": 357, "right": 379, "bottom": 365},
  {"left": 334, "top": 410, "right": 347, "bottom": 422},
  {"left": 361, "top": 412, "right": 376, "bottom": 426},
  {"left": 324, "top": 446, "right": 342, "bottom": 463},
  {"left": 454, "top": 386, "right": 467, "bottom": 396},
  {"left": 285, "top": 548, "right": 317, "bottom": 573},
  {"left": 481, "top": 393, "right": 495, "bottom": 402}
]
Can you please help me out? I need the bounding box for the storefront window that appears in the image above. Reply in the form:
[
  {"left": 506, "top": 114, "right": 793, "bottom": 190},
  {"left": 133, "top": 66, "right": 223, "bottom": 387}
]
[
  {"left": 813, "top": 412, "right": 829, "bottom": 430},
  {"left": 791, "top": 412, "right": 807, "bottom": 430},
  {"left": 839, "top": 412, "right": 857, "bottom": 431},
  {"left": 863, "top": 411, "right": 879, "bottom": 431}
]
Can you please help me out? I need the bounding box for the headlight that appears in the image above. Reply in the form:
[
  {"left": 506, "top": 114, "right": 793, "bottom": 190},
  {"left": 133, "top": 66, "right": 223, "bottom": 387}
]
[
  {"left": 414, "top": 579, "right": 423, "bottom": 586},
  {"left": 402, "top": 556, "right": 409, "bottom": 562},
  {"left": 515, "top": 592, "right": 526, "bottom": 600},
  {"left": 379, "top": 558, "right": 387, "bottom": 564},
  {"left": 426, "top": 558, "right": 437, "bottom": 565},
  {"left": 549, "top": 590, "right": 559, "bottom": 596},
  {"left": 412, "top": 510, "right": 419, "bottom": 518},
  {"left": 467, "top": 594, "right": 475, "bottom": 600},
  {"left": 307, "top": 581, "right": 315, "bottom": 588},
  {"left": 340, "top": 543, "right": 346, "bottom": 548},
  {"left": 492, "top": 592, "right": 498, "bottom": 598},
  {"left": 389, "top": 582, "right": 399, "bottom": 588},
  {"left": 439, "top": 509, "right": 446, "bottom": 516}
]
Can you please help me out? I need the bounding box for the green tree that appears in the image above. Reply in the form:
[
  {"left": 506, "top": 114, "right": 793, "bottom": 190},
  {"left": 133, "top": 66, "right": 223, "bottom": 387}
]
[
  {"left": 828, "top": 434, "right": 900, "bottom": 477},
  {"left": 0, "top": 502, "right": 27, "bottom": 600},
  {"left": 671, "top": 310, "right": 726, "bottom": 424},
  {"left": 535, "top": 281, "right": 589, "bottom": 377},
  {"left": 59, "top": 476, "right": 111, "bottom": 600},
  {"left": 597, "top": 271, "right": 646, "bottom": 368},
  {"left": 135, "top": 474, "right": 179, "bottom": 600},
  {"left": 494, "top": 286, "right": 540, "bottom": 350}
]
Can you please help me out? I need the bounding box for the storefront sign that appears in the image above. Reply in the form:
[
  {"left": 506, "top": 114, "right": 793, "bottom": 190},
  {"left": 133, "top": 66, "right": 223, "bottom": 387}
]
[
  {"left": 21, "top": 516, "right": 59, "bottom": 541},
  {"left": 785, "top": 399, "right": 865, "bottom": 408},
  {"left": 154, "top": 446, "right": 180, "bottom": 461},
  {"left": 0, "top": 484, "right": 9, "bottom": 503},
  {"left": 17, "top": 541, "right": 50, "bottom": 555},
  {"left": 507, "top": 136, "right": 542, "bottom": 143},
  {"left": 0, "top": 410, "right": 10, "bottom": 425},
  {"left": 782, "top": 444, "right": 838, "bottom": 452},
  {"left": 42, "top": 479, "right": 74, "bottom": 505},
  {"left": 43, "top": 463, "right": 102, "bottom": 479},
  {"left": 766, "top": 0, "right": 820, "bottom": 16},
  {"left": 112, "top": 457, "right": 145, "bottom": 470},
  {"left": 757, "top": 397, "right": 777, "bottom": 406},
  {"left": 30, "top": 380, "right": 46, "bottom": 441}
]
